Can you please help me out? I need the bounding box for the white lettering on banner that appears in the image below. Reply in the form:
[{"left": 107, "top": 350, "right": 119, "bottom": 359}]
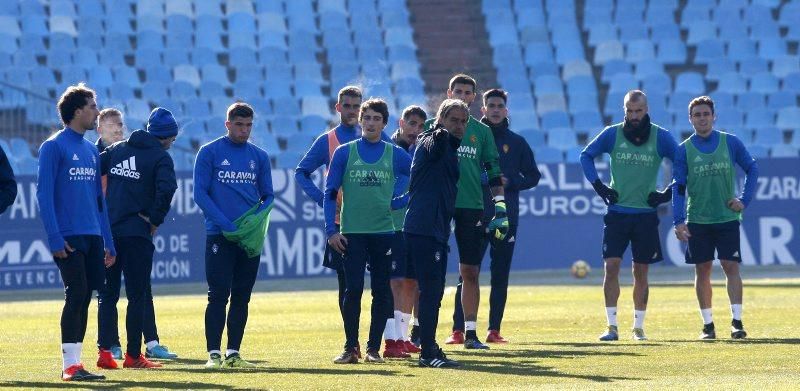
[
  {"left": 755, "top": 176, "right": 800, "bottom": 201},
  {"left": 519, "top": 195, "right": 606, "bottom": 217},
  {"left": 0, "top": 270, "right": 60, "bottom": 287},
  {"left": 151, "top": 258, "right": 191, "bottom": 280},
  {"left": 170, "top": 178, "right": 200, "bottom": 215},
  {"left": 8, "top": 183, "right": 39, "bottom": 220},
  {"left": 759, "top": 217, "right": 796, "bottom": 265},
  {"left": 302, "top": 201, "right": 324, "bottom": 222},
  {"left": 261, "top": 227, "right": 329, "bottom": 276},
  {"left": 270, "top": 169, "right": 297, "bottom": 222},
  {"left": 535, "top": 163, "right": 601, "bottom": 192},
  {"left": 664, "top": 217, "right": 794, "bottom": 266},
  {"left": 0, "top": 240, "right": 51, "bottom": 265}
]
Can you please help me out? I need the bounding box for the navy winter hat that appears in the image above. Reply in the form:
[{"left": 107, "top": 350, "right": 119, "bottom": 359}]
[{"left": 146, "top": 107, "right": 179, "bottom": 138}]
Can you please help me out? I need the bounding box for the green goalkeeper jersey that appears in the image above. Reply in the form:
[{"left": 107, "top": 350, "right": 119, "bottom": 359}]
[{"left": 424, "top": 115, "right": 502, "bottom": 210}]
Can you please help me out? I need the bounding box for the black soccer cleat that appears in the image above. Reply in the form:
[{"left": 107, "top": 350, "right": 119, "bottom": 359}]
[
  {"left": 731, "top": 319, "right": 747, "bottom": 339},
  {"left": 418, "top": 349, "right": 461, "bottom": 369},
  {"left": 464, "top": 337, "right": 490, "bottom": 350},
  {"left": 410, "top": 326, "right": 421, "bottom": 347},
  {"left": 62, "top": 364, "right": 106, "bottom": 381},
  {"left": 699, "top": 322, "right": 716, "bottom": 340}
]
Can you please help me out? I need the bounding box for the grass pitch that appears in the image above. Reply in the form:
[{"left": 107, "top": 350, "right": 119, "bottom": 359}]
[{"left": 0, "top": 268, "right": 798, "bottom": 390}]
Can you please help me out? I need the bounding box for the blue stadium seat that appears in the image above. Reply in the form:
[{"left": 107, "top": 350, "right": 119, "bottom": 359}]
[
  {"left": 608, "top": 73, "right": 638, "bottom": 94},
  {"left": 9, "top": 137, "right": 31, "bottom": 158},
  {"left": 674, "top": 72, "right": 705, "bottom": 94},
  {"left": 519, "top": 25, "right": 549, "bottom": 45},
  {"left": 649, "top": 22, "right": 680, "bottom": 43},
  {"left": 184, "top": 97, "right": 211, "bottom": 119},
  {"left": 642, "top": 73, "right": 671, "bottom": 93},
  {"left": 536, "top": 94, "right": 567, "bottom": 115},
  {"left": 517, "top": 129, "right": 546, "bottom": 147},
  {"left": 50, "top": 32, "right": 76, "bottom": 50},
  {"left": 88, "top": 65, "right": 113, "bottom": 90},
  {"left": 572, "top": 110, "right": 603, "bottom": 133},
  {"left": 626, "top": 40, "right": 656, "bottom": 62},
  {"left": 694, "top": 40, "right": 725, "bottom": 64},
  {"left": 554, "top": 40, "right": 585, "bottom": 65},
  {"left": 617, "top": 23, "right": 649, "bottom": 44},
  {"left": 717, "top": 21, "right": 748, "bottom": 43},
  {"left": 272, "top": 96, "right": 301, "bottom": 117},
  {"left": 568, "top": 93, "right": 599, "bottom": 115},
  {"left": 275, "top": 151, "right": 303, "bottom": 169},
  {"left": 547, "top": 127, "right": 578, "bottom": 150},
  {"left": 716, "top": 108, "right": 744, "bottom": 130},
  {"left": 768, "top": 91, "right": 796, "bottom": 109},
  {"left": 77, "top": 29, "right": 102, "bottom": 48},
  {"left": 388, "top": 45, "right": 417, "bottom": 63},
  {"left": 588, "top": 25, "right": 616, "bottom": 47},
  {"left": 541, "top": 111, "right": 570, "bottom": 131},
  {"left": 170, "top": 81, "right": 197, "bottom": 100},
  {"left": 745, "top": 109, "right": 774, "bottom": 129},
  {"left": 300, "top": 115, "right": 329, "bottom": 133},
  {"left": 716, "top": 72, "right": 747, "bottom": 94},
  {"left": 771, "top": 144, "right": 799, "bottom": 158},
  {"left": 30, "top": 66, "right": 56, "bottom": 87},
  {"left": 15, "top": 156, "right": 37, "bottom": 175},
  {"left": 534, "top": 146, "right": 564, "bottom": 163},
  {"left": 594, "top": 40, "right": 624, "bottom": 65},
  {"left": 533, "top": 75, "right": 563, "bottom": 95},
  {"left": 771, "top": 56, "right": 800, "bottom": 78},
  {"left": 783, "top": 72, "right": 800, "bottom": 93},
  {"left": 750, "top": 72, "right": 779, "bottom": 94},
  {"left": 135, "top": 47, "right": 161, "bottom": 68},
  {"left": 270, "top": 115, "right": 300, "bottom": 136},
  {"left": 667, "top": 92, "right": 693, "bottom": 114},
  {"left": 737, "top": 92, "right": 767, "bottom": 111},
  {"left": 141, "top": 81, "right": 169, "bottom": 102},
  {"left": 747, "top": 144, "right": 769, "bottom": 158},
  {"left": 776, "top": 107, "right": 800, "bottom": 129},
  {"left": 632, "top": 59, "right": 664, "bottom": 80},
  {"left": 686, "top": 22, "right": 716, "bottom": 45},
  {"left": 507, "top": 93, "right": 536, "bottom": 114},
  {"left": 46, "top": 47, "right": 74, "bottom": 66},
  {"left": 755, "top": 126, "right": 782, "bottom": 147},
  {"left": 727, "top": 40, "right": 757, "bottom": 63},
  {"left": 199, "top": 81, "right": 226, "bottom": 98},
  {"left": 566, "top": 75, "right": 597, "bottom": 97},
  {"left": 258, "top": 46, "right": 288, "bottom": 65},
  {"left": 705, "top": 58, "right": 736, "bottom": 81},
  {"left": 562, "top": 60, "right": 592, "bottom": 81}
]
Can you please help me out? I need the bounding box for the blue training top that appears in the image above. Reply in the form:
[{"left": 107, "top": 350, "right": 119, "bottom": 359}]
[
  {"left": 580, "top": 123, "right": 678, "bottom": 214},
  {"left": 323, "top": 136, "right": 411, "bottom": 236},
  {"left": 37, "top": 127, "right": 115, "bottom": 255},
  {"left": 672, "top": 130, "right": 758, "bottom": 226},
  {"left": 193, "top": 136, "right": 275, "bottom": 234}
]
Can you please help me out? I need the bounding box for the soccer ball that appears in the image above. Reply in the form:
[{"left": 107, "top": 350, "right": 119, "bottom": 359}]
[{"left": 571, "top": 260, "right": 591, "bottom": 279}]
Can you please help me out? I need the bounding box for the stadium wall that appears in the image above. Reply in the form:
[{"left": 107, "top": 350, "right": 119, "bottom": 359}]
[{"left": 1, "top": 159, "right": 798, "bottom": 290}]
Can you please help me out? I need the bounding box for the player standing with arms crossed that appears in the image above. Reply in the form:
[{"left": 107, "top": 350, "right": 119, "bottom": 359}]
[
  {"left": 580, "top": 90, "right": 677, "bottom": 341},
  {"left": 37, "top": 84, "right": 116, "bottom": 381},
  {"left": 194, "top": 103, "right": 274, "bottom": 368},
  {"left": 673, "top": 96, "right": 758, "bottom": 340}
]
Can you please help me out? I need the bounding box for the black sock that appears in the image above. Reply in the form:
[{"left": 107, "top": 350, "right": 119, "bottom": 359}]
[{"left": 465, "top": 330, "right": 478, "bottom": 340}]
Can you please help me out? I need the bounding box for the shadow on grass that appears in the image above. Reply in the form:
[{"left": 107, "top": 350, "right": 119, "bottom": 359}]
[
  {"left": 438, "top": 356, "right": 645, "bottom": 382},
  {"left": 517, "top": 342, "right": 663, "bottom": 348},
  {"left": 154, "top": 366, "right": 402, "bottom": 376},
  {"left": 0, "top": 380, "right": 231, "bottom": 390},
  {"left": 659, "top": 338, "right": 800, "bottom": 345},
  {"left": 452, "top": 347, "right": 644, "bottom": 360}
]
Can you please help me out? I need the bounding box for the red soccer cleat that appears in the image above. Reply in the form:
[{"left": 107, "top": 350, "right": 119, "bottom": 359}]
[
  {"left": 123, "top": 353, "right": 163, "bottom": 369},
  {"left": 403, "top": 340, "right": 421, "bottom": 353},
  {"left": 486, "top": 330, "right": 509, "bottom": 343},
  {"left": 62, "top": 364, "right": 105, "bottom": 381},
  {"left": 445, "top": 330, "right": 464, "bottom": 344},
  {"left": 383, "top": 340, "right": 411, "bottom": 358},
  {"left": 96, "top": 349, "right": 119, "bottom": 369}
]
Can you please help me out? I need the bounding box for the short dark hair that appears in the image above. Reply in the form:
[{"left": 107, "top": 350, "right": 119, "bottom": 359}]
[
  {"left": 624, "top": 90, "right": 648, "bottom": 106},
  {"left": 337, "top": 86, "right": 362, "bottom": 103},
  {"left": 448, "top": 74, "right": 477, "bottom": 92},
  {"left": 359, "top": 98, "right": 390, "bottom": 125},
  {"left": 226, "top": 102, "right": 254, "bottom": 121},
  {"left": 688, "top": 96, "right": 715, "bottom": 115},
  {"left": 401, "top": 105, "right": 427, "bottom": 121},
  {"left": 482, "top": 88, "right": 508, "bottom": 105},
  {"left": 57, "top": 83, "right": 95, "bottom": 126}
]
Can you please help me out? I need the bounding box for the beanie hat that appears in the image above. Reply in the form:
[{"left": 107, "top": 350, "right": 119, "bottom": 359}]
[{"left": 146, "top": 107, "right": 179, "bottom": 138}]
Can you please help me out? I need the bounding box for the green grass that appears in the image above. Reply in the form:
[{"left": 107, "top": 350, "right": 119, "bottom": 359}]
[{"left": 1, "top": 273, "right": 799, "bottom": 390}]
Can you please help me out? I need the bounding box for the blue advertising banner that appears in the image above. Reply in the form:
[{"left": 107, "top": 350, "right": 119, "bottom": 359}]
[{"left": 1, "top": 159, "right": 797, "bottom": 290}]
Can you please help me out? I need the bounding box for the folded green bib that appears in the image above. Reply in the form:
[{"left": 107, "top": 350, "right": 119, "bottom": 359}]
[{"left": 222, "top": 202, "right": 273, "bottom": 258}]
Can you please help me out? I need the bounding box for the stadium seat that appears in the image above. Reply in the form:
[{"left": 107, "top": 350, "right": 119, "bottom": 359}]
[
  {"left": 686, "top": 23, "right": 716, "bottom": 45},
  {"left": 771, "top": 56, "right": 800, "bottom": 78},
  {"left": 588, "top": 25, "right": 617, "bottom": 47},
  {"left": 271, "top": 115, "right": 300, "bottom": 136},
  {"left": 534, "top": 146, "right": 564, "bottom": 163},
  {"left": 694, "top": 40, "right": 725, "bottom": 64},
  {"left": 771, "top": 144, "right": 799, "bottom": 158},
  {"left": 536, "top": 95, "right": 567, "bottom": 116},
  {"left": 737, "top": 92, "right": 767, "bottom": 111},
  {"left": 776, "top": 107, "right": 800, "bottom": 129},
  {"left": 768, "top": 91, "right": 796, "bottom": 109},
  {"left": 716, "top": 108, "right": 744, "bottom": 130},
  {"left": 594, "top": 40, "right": 624, "bottom": 65},
  {"left": 674, "top": 72, "right": 705, "bottom": 94},
  {"left": 626, "top": 40, "right": 655, "bottom": 62},
  {"left": 547, "top": 128, "right": 578, "bottom": 150},
  {"left": 749, "top": 72, "right": 779, "bottom": 94},
  {"left": 541, "top": 111, "right": 571, "bottom": 131},
  {"left": 533, "top": 75, "right": 564, "bottom": 95},
  {"left": 716, "top": 72, "right": 748, "bottom": 94}
]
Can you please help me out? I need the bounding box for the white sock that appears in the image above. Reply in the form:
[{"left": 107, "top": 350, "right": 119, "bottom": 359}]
[
  {"left": 606, "top": 307, "right": 618, "bottom": 327},
  {"left": 413, "top": 317, "right": 419, "bottom": 326},
  {"left": 145, "top": 340, "right": 159, "bottom": 350},
  {"left": 226, "top": 349, "right": 239, "bottom": 357},
  {"left": 634, "top": 310, "right": 646, "bottom": 329},
  {"left": 61, "top": 343, "right": 78, "bottom": 370},
  {"left": 393, "top": 311, "right": 404, "bottom": 341},
  {"left": 464, "top": 321, "right": 477, "bottom": 331},
  {"left": 75, "top": 342, "right": 82, "bottom": 364},
  {"left": 383, "top": 318, "right": 397, "bottom": 341},
  {"left": 700, "top": 308, "right": 713, "bottom": 324},
  {"left": 209, "top": 349, "right": 221, "bottom": 357},
  {"left": 400, "top": 312, "right": 412, "bottom": 341},
  {"left": 731, "top": 304, "right": 742, "bottom": 321}
]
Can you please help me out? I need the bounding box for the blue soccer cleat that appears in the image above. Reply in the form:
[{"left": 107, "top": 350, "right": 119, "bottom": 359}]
[
  {"left": 145, "top": 344, "right": 178, "bottom": 359},
  {"left": 110, "top": 346, "right": 123, "bottom": 360},
  {"left": 599, "top": 325, "right": 619, "bottom": 341}
]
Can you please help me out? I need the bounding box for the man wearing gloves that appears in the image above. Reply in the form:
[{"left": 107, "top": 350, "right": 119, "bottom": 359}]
[
  {"left": 194, "top": 102, "right": 274, "bottom": 369},
  {"left": 37, "top": 83, "right": 116, "bottom": 381},
  {"left": 96, "top": 108, "right": 180, "bottom": 370},
  {"left": 580, "top": 90, "right": 678, "bottom": 341}
]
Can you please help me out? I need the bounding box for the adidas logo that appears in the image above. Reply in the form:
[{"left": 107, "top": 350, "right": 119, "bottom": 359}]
[
  {"left": 653, "top": 252, "right": 658, "bottom": 259},
  {"left": 386, "top": 248, "right": 392, "bottom": 256},
  {"left": 72, "top": 153, "right": 79, "bottom": 161},
  {"left": 475, "top": 221, "right": 482, "bottom": 227},
  {"left": 694, "top": 156, "right": 703, "bottom": 163},
  {"left": 109, "top": 156, "right": 141, "bottom": 179},
  {"left": 620, "top": 142, "right": 629, "bottom": 149},
  {"left": 508, "top": 236, "right": 515, "bottom": 243},
  {"left": 353, "top": 160, "right": 364, "bottom": 166},
  {"left": 732, "top": 251, "right": 739, "bottom": 257},
  {"left": 221, "top": 159, "right": 231, "bottom": 166}
]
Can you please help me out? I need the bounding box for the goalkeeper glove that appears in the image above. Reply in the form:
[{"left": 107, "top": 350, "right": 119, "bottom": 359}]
[{"left": 488, "top": 200, "right": 509, "bottom": 240}]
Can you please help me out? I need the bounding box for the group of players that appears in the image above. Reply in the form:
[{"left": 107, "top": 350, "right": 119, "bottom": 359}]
[{"left": 0, "top": 70, "right": 758, "bottom": 380}]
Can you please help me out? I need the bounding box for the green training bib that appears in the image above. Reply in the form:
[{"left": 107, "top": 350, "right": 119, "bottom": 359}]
[
  {"left": 609, "top": 125, "right": 661, "bottom": 209},
  {"left": 340, "top": 142, "right": 396, "bottom": 234},
  {"left": 685, "top": 132, "right": 741, "bottom": 224}
]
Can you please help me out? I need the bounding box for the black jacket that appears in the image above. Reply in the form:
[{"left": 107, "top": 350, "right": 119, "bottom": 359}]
[
  {"left": 403, "top": 128, "right": 461, "bottom": 243},
  {"left": 481, "top": 117, "right": 541, "bottom": 225},
  {"left": 100, "top": 130, "right": 177, "bottom": 238},
  {"left": 0, "top": 145, "right": 16, "bottom": 214}
]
